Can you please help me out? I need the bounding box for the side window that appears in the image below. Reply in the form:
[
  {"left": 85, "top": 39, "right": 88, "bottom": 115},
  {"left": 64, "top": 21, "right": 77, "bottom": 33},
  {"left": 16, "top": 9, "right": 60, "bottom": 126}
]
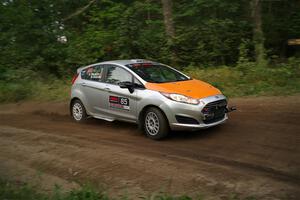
[
  {"left": 81, "top": 65, "right": 104, "bottom": 82},
  {"left": 106, "top": 65, "right": 132, "bottom": 84}
]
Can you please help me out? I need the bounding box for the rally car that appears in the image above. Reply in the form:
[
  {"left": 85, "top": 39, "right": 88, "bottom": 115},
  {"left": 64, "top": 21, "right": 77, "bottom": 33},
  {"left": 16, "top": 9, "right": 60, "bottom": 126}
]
[{"left": 70, "top": 59, "right": 234, "bottom": 139}]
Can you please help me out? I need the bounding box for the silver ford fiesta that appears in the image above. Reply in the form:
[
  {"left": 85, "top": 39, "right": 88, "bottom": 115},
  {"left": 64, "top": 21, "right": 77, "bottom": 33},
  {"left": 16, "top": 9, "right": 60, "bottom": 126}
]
[{"left": 70, "top": 59, "right": 234, "bottom": 139}]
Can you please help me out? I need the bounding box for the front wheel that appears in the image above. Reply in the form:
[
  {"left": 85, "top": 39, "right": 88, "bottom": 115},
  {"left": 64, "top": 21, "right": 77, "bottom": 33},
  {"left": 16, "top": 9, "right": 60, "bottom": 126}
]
[
  {"left": 71, "top": 99, "right": 88, "bottom": 122},
  {"left": 143, "top": 107, "right": 169, "bottom": 140}
]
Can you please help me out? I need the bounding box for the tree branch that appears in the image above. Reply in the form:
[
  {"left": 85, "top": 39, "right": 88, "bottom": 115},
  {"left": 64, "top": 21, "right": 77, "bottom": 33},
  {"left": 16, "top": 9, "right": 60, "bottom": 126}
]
[{"left": 62, "top": 0, "right": 96, "bottom": 22}]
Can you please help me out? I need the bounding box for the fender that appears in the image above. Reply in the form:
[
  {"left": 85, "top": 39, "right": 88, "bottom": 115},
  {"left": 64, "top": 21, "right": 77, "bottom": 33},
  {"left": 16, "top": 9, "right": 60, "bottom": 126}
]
[{"left": 71, "top": 86, "right": 91, "bottom": 115}]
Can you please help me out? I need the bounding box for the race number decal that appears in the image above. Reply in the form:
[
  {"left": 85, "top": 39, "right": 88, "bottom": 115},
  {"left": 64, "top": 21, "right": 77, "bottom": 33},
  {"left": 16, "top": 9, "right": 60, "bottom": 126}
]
[{"left": 109, "top": 96, "right": 130, "bottom": 110}]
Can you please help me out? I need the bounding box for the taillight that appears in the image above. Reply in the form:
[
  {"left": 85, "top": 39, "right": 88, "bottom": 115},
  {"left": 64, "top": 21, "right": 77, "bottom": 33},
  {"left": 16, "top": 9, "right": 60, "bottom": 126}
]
[{"left": 71, "top": 73, "right": 79, "bottom": 85}]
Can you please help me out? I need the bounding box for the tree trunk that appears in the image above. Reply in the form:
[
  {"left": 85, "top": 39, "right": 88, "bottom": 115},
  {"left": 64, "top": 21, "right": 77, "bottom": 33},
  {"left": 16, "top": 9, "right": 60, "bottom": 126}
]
[
  {"left": 161, "top": 0, "right": 175, "bottom": 39},
  {"left": 146, "top": 0, "right": 151, "bottom": 21},
  {"left": 251, "top": 0, "right": 267, "bottom": 66},
  {"left": 161, "top": 0, "right": 177, "bottom": 65}
]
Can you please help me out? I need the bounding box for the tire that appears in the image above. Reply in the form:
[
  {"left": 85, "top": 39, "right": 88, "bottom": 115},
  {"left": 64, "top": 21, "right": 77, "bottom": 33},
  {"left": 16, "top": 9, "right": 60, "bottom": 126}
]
[
  {"left": 71, "top": 99, "right": 88, "bottom": 122},
  {"left": 143, "top": 107, "right": 169, "bottom": 140}
]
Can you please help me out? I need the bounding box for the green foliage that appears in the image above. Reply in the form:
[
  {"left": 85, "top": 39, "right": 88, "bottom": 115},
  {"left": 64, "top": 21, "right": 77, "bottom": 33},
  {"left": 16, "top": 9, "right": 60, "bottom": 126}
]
[
  {"left": 150, "top": 194, "right": 195, "bottom": 200},
  {"left": 262, "top": 0, "right": 300, "bottom": 57},
  {"left": 0, "top": 68, "right": 69, "bottom": 102},
  {"left": 184, "top": 58, "right": 300, "bottom": 97},
  {"left": 0, "top": 0, "right": 300, "bottom": 102},
  {"left": 0, "top": 68, "right": 36, "bottom": 102},
  {"left": 0, "top": 82, "right": 32, "bottom": 102},
  {"left": 0, "top": 179, "right": 108, "bottom": 200},
  {"left": 0, "top": 0, "right": 68, "bottom": 75},
  {"left": 0, "top": 179, "right": 259, "bottom": 200},
  {"left": 1, "top": 58, "right": 299, "bottom": 103},
  {"left": 65, "top": 185, "right": 109, "bottom": 200},
  {"left": 2, "top": 0, "right": 299, "bottom": 73},
  {"left": 0, "top": 180, "right": 193, "bottom": 200},
  {"left": 174, "top": 0, "right": 251, "bottom": 66},
  {"left": 0, "top": 180, "right": 44, "bottom": 200}
]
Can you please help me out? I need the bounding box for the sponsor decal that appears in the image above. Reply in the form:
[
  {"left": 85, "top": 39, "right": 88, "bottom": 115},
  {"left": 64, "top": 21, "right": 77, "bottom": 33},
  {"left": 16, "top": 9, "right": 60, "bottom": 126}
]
[{"left": 109, "top": 96, "right": 130, "bottom": 110}]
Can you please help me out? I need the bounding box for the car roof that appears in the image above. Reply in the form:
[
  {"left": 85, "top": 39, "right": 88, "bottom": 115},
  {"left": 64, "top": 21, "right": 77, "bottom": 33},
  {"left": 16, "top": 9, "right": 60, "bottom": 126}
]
[
  {"left": 93, "top": 59, "right": 159, "bottom": 66},
  {"left": 77, "top": 59, "right": 161, "bottom": 73}
]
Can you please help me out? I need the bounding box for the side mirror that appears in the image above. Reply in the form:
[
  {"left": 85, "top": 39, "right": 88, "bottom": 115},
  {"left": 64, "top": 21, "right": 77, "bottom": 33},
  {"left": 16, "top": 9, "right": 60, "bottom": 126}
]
[{"left": 119, "top": 81, "right": 135, "bottom": 93}]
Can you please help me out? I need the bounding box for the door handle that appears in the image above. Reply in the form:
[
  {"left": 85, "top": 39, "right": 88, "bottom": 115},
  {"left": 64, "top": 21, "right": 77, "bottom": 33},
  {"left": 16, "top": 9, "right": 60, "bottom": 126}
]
[
  {"left": 81, "top": 82, "right": 87, "bottom": 87},
  {"left": 104, "top": 87, "right": 111, "bottom": 91}
]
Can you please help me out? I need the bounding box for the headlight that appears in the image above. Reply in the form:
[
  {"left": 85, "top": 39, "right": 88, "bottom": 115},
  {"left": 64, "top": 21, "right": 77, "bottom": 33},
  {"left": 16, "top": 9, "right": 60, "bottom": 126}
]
[{"left": 160, "top": 92, "right": 199, "bottom": 105}]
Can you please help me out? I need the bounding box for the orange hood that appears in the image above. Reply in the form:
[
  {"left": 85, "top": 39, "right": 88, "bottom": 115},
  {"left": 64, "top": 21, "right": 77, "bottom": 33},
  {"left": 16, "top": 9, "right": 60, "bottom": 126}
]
[{"left": 145, "top": 79, "right": 221, "bottom": 99}]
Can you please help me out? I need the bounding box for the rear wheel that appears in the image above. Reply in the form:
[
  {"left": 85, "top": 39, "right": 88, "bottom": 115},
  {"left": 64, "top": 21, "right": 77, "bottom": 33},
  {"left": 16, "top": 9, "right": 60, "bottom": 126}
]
[
  {"left": 143, "top": 107, "right": 169, "bottom": 140},
  {"left": 71, "top": 99, "right": 87, "bottom": 122}
]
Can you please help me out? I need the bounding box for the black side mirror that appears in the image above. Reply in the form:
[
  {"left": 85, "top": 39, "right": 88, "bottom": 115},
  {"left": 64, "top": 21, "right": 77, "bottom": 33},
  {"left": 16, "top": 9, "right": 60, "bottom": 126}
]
[{"left": 119, "top": 81, "right": 135, "bottom": 93}]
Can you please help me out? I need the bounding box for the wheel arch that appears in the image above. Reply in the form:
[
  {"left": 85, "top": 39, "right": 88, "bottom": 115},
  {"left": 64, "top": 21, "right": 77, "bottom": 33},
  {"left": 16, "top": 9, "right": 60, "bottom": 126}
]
[
  {"left": 138, "top": 104, "right": 170, "bottom": 129},
  {"left": 70, "top": 97, "right": 85, "bottom": 116}
]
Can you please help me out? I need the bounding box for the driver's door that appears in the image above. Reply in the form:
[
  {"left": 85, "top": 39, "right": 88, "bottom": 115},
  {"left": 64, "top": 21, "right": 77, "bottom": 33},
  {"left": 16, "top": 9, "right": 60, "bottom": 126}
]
[{"left": 103, "top": 65, "right": 138, "bottom": 122}]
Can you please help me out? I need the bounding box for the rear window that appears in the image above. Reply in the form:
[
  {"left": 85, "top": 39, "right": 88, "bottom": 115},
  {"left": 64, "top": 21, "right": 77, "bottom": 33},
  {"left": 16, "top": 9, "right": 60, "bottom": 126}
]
[
  {"left": 81, "top": 65, "right": 104, "bottom": 82},
  {"left": 126, "top": 64, "right": 189, "bottom": 83}
]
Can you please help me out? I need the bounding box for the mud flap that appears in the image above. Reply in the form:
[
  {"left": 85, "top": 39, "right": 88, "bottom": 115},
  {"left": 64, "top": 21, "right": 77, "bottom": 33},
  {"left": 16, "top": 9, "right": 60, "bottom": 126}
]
[{"left": 226, "top": 106, "right": 237, "bottom": 113}]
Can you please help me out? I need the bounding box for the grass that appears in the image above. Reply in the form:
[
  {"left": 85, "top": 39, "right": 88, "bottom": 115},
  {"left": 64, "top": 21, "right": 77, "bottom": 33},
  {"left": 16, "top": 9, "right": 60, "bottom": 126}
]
[
  {"left": 0, "top": 179, "right": 195, "bottom": 200},
  {"left": 0, "top": 79, "right": 70, "bottom": 102},
  {"left": 0, "top": 59, "right": 299, "bottom": 103},
  {"left": 0, "top": 179, "right": 108, "bottom": 200},
  {"left": 184, "top": 64, "right": 300, "bottom": 97},
  {"left": 183, "top": 58, "right": 300, "bottom": 97},
  {"left": 0, "top": 179, "right": 258, "bottom": 200}
]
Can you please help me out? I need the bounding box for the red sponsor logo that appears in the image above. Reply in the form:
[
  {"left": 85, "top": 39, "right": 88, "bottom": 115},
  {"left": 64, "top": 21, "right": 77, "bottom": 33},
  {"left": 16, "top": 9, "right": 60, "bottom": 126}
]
[{"left": 109, "top": 96, "right": 119, "bottom": 103}]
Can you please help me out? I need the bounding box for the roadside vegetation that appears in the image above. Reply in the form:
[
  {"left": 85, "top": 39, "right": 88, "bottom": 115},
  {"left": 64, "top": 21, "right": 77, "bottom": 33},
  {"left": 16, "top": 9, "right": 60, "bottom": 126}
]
[
  {"left": 0, "top": 179, "right": 257, "bottom": 200},
  {"left": 0, "top": 1, "right": 299, "bottom": 103},
  {"left": 0, "top": 179, "right": 198, "bottom": 200},
  {"left": 184, "top": 58, "right": 300, "bottom": 97},
  {"left": 0, "top": 58, "right": 299, "bottom": 102},
  {"left": 0, "top": 179, "right": 108, "bottom": 200}
]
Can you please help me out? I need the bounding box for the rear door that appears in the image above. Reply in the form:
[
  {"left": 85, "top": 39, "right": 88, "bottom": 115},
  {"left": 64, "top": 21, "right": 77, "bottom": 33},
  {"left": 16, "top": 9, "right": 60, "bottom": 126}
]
[
  {"left": 102, "top": 65, "right": 138, "bottom": 122},
  {"left": 79, "top": 65, "right": 107, "bottom": 115}
]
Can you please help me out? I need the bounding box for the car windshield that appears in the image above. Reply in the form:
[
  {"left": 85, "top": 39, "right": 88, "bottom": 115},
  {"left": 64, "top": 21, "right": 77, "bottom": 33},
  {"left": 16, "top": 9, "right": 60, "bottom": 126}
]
[{"left": 126, "top": 64, "right": 190, "bottom": 83}]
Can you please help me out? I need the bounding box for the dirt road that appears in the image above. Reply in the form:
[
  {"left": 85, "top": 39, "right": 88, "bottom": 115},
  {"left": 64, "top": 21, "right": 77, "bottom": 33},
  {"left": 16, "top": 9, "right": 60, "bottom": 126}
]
[{"left": 0, "top": 96, "right": 299, "bottom": 199}]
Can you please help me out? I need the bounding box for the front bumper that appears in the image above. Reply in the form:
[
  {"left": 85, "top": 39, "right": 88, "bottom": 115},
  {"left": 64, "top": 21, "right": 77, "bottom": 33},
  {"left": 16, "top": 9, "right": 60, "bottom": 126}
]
[
  {"left": 160, "top": 94, "right": 228, "bottom": 131},
  {"left": 171, "top": 114, "right": 227, "bottom": 130}
]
